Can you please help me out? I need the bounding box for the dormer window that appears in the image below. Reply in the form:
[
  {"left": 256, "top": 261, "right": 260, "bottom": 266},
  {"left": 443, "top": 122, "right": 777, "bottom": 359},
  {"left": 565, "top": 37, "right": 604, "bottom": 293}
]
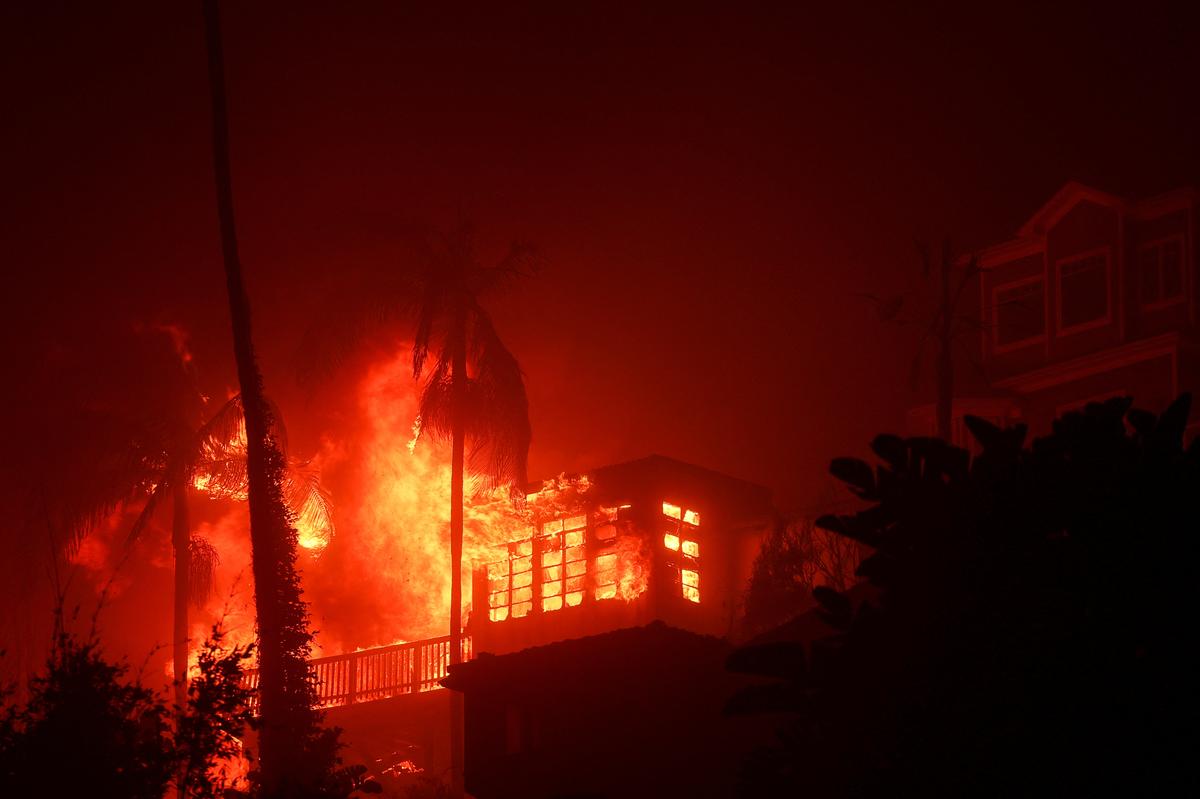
[
  {"left": 1139, "top": 236, "right": 1185, "bottom": 308},
  {"left": 1056, "top": 249, "right": 1111, "bottom": 334}
]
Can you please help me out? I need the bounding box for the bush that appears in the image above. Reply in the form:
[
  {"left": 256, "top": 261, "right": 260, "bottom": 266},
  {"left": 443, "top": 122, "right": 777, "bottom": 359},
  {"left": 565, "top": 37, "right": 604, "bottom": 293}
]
[{"left": 728, "top": 396, "right": 1200, "bottom": 796}]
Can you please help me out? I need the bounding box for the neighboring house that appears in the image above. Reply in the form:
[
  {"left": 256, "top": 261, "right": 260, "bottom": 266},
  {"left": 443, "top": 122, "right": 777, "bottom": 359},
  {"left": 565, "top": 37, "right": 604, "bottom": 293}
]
[
  {"left": 910, "top": 181, "right": 1200, "bottom": 446},
  {"left": 442, "top": 622, "right": 772, "bottom": 799}
]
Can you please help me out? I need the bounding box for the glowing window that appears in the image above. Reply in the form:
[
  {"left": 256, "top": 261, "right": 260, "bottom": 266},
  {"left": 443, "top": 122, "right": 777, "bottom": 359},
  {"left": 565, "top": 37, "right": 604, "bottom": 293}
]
[
  {"left": 681, "top": 569, "right": 700, "bottom": 603},
  {"left": 485, "top": 537, "right": 534, "bottom": 621},
  {"left": 662, "top": 501, "right": 702, "bottom": 603},
  {"left": 538, "top": 517, "right": 587, "bottom": 612},
  {"left": 594, "top": 551, "right": 618, "bottom": 601}
]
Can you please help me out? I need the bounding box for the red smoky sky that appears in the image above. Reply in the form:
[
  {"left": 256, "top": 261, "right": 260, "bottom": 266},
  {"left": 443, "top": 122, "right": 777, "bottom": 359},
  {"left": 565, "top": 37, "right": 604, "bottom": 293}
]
[{"left": 3, "top": 1, "right": 1198, "bottom": 514}]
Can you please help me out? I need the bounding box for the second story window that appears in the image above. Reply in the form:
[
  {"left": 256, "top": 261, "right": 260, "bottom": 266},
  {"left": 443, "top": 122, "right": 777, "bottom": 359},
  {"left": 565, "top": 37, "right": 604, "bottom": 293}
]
[
  {"left": 993, "top": 277, "right": 1046, "bottom": 351},
  {"left": 1057, "top": 250, "right": 1110, "bottom": 333},
  {"left": 538, "top": 516, "right": 587, "bottom": 612},
  {"left": 1139, "top": 236, "right": 1185, "bottom": 308},
  {"left": 662, "top": 502, "right": 701, "bottom": 603}
]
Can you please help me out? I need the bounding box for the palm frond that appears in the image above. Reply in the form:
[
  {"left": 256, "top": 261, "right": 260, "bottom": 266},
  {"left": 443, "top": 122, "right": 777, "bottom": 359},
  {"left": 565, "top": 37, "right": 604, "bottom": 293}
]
[
  {"left": 463, "top": 306, "right": 531, "bottom": 487},
  {"left": 417, "top": 351, "right": 456, "bottom": 441},
  {"left": 195, "top": 395, "right": 245, "bottom": 453},
  {"left": 188, "top": 535, "right": 220, "bottom": 607},
  {"left": 469, "top": 241, "right": 541, "bottom": 296},
  {"left": 412, "top": 279, "right": 448, "bottom": 380},
  {"left": 284, "top": 459, "right": 336, "bottom": 550},
  {"left": 122, "top": 478, "right": 170, "bottom": 550}
]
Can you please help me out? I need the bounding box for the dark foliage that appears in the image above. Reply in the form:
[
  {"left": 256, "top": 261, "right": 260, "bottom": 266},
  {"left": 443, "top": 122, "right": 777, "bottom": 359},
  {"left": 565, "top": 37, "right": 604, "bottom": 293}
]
[
  {"left": 0, "top": 624, "right": 378, "bottom": 799},
  {"left": 0, "top": 633, "right": 174, "bottom": 798},
  {"left": 740, "top": 517, "right": 867, "bottom": 639},
  {"left": 176, "top": 629, "right": 256, "bottom": 798},
  {"left": 727, "top": 395, "right": 1200, "bottom": 796}
]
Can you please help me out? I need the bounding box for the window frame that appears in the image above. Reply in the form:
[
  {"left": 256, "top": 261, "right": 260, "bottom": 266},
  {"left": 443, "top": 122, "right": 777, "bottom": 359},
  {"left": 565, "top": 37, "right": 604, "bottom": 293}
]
[
  {"left": 1138, "top": 234, "right": 1188, "bottom": 311},
  {"left": 661, "top": 501, "right": 701, "bottom": 604},
  {"left": 1055, "top": 246, "right": 1113, "bottom": 337},
  {"left": 991, "top": 274, "right": 1048, "bottom": 354}
]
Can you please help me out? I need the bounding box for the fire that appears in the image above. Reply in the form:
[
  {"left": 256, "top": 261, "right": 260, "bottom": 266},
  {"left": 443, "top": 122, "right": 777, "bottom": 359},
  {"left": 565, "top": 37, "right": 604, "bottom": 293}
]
[{"left": 661, "top": 500, "right": 702, "bottom": 603}]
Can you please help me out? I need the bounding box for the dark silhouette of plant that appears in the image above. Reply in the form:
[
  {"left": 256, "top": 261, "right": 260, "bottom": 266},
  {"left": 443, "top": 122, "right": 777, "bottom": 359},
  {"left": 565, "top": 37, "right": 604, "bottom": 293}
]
[
  {"left": 740, "top": 517, "right": 867, "bottom": 638},
  {"left": 202, "top": 2, "right": 349, "bottom": 795},
  {"left": 727, "top": 395, "right": 1199, "bottom": 796},
  {"left": 175, "top": 628, "right": 256, "bottom": 798},
  {"left": 0, "top": 623, "right": 261, "bottom": 799},
  {"left": 0, "top": 631, "right": 174, "bottom": 798}
]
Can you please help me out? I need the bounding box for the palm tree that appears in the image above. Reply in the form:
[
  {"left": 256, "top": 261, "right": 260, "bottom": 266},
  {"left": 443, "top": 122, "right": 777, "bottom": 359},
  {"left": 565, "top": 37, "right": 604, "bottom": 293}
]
[
  {"left": 410, "top": 222, "right": 534, "bottom": 794},
  {"left": 61, "top": 371, "right": 333, "bottom": 713},
  {"left": 202, "top": 1, "right": 335, "bottom": 793},
  {"left": 301, "top": 220, "right": 535, "bottom": 795}
]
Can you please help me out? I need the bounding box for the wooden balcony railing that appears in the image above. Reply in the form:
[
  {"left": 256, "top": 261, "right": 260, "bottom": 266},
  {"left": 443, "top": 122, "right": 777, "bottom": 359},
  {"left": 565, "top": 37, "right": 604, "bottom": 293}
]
[{"left": 241, "top": 634, "right": 472, "bottom": 709}]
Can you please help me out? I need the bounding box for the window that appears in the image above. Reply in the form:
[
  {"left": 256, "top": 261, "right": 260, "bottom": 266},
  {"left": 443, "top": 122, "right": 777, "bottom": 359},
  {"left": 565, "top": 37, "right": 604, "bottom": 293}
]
[
  {"left": 993, "top": 277, "right": 1046, "bottom": 350},
  {"left": 1139, "top": 236, "right": 1185, "bottom": 308},
  {"left": 484, "top": 517, "right": 588, "bottom": 620},
  {"left": 1057, "top": 250, "right": 1110, "bottom": 332},
  {"left": 661, "top": 501, "right": 701, "bottom": 603},
  {"left": 486, "top": 537, "right": 534, "bottom": 621},
  {"left": 538, "top": 516, "right": 587, "bottom": 612}
]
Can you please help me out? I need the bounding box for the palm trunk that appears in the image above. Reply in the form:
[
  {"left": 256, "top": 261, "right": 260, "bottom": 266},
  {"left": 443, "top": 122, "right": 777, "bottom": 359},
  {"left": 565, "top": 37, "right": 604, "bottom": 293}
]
[
  {"left": 202, "top": 2, "right": 320, "bottom": 794},
  {"left": 172, "top": 481, "right": 191, "bottom": 711},
  {"left": 449, "top": 300, "right": 467, "bottom": 797}
]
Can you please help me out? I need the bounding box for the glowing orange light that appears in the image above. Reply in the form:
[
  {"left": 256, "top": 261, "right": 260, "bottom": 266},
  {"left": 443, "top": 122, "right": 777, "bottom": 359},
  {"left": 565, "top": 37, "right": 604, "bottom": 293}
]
[
  {"left": 663, "top": 501, "right": 682, "bottom": 520},
  {"left": 682, "top": 539, "right": 699, "bottom": 558},
  {"left": 663, "top": 533, "right": 680, "bottom": 551},
  {"left": 681, "top": 569, "right": 700, "bottom": 603},
  {"left": 683, "top": 509, "right": 700, "bottom": 526}
]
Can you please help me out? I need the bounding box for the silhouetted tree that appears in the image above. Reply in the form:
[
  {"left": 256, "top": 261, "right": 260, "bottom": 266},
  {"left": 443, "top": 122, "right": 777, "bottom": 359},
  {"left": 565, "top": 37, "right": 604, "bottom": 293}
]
[
  {"left": 58, "top": 352, "right": 333, "bottom": 713},
  {"left": 202, "top": 2, "right": 343, "bottom": 795},
  {"left": 175, "top": 629, "right": 256, "bottom": 798},
  {"left": 741, "top": 517, "right": 867, "bottom": 638},
  {"left": 0, "top": 624, "right": 258, "bottom": 799},
  {"left": 299, "top": 221, "right": 536, "bottom": 795},
  {"left": 728, "top": 395, "right": 1199, "bottom": 796}
]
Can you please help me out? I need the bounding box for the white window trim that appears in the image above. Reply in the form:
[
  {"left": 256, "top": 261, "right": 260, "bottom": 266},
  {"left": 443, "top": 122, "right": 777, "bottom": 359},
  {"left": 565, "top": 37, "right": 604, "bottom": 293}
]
[
  {"left": 1055, "top": 246, "right": 1113, "bottom": 337},
  {"left": 1138, "top": 233, "right": 1188, "bottom": 311},
  {"left": 991, "top": 274, "right": 1047, "bottom": 354}
]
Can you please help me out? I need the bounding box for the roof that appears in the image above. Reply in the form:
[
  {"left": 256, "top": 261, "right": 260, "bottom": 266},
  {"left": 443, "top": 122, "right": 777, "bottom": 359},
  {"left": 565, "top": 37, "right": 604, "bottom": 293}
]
[
  {"left": 1016, "top": 181, "right": 1126, "bottom": 238},
  {"left": 971, "top": 181, "right": 1197, "bottom": 268},
  {"left": 442, "top": 621, "right": 730, "bottom": 694},
  {"left": 592, "top": 454, "right": 774, "bottom": 520}
]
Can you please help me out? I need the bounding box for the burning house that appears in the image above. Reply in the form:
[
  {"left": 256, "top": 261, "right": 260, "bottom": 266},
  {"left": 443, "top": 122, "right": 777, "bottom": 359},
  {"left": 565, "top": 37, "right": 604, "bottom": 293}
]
[
  {"left": 439, "top": 455, "right": 775, "bottom": 798},
  {"left": 267, "top": 455, "right": 774, "bottom": 789},
  {"left": 469, "top": 454, "right": 775, "bottom": 656}
]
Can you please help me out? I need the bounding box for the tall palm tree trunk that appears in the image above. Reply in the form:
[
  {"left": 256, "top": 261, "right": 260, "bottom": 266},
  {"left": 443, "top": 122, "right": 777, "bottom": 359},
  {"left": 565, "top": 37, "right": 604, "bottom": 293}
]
[
  {"left": 172, "top": 481, "right": 191, "bottom": 710},
  {"left": 202, "top": 2, "right": 320, "bottom": 794},
  {"left": 449, "top": 301, "right": 467, "bottom": 797}
]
